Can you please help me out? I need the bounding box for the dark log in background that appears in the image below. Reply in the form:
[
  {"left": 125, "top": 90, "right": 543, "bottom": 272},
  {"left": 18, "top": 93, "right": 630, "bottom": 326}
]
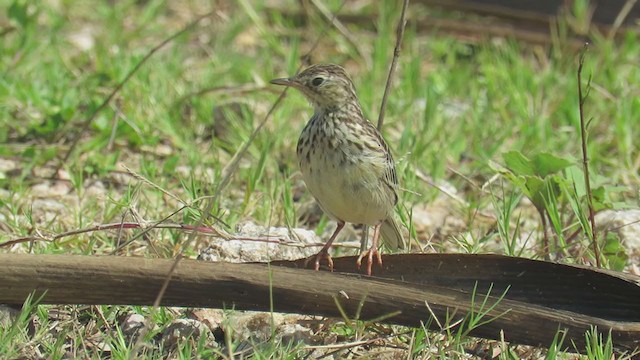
[
  {"left": 0, "top": 253, "right": 639, "bottom": 353},
  {"left": 275, "top": 0, "right": 639, "bottom": 49},
  {"left": 422, "top": 0, "right": 640, "bottom": 26}
]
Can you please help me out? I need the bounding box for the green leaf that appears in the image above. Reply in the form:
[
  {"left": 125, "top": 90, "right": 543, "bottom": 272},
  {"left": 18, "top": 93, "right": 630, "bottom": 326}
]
[
  {"left": 564, "top": 166, "right": 586, "bottom": 196},
  {"left": 591, "top": 186, "right": 608, "bottom": 211},
  {"left": 528, "top": 176, "right": 565, "bottom": 213},
  {"left": 523, "top": 176, "right": 545, "bottom": 208},
  {"left": 503, "top": 151, "right": 573, "bottom": 178},
  {"left": 602, "top": 232, "right": 627, "bottom": 271},
  {"left": 503, "top": 151, "right": 534, "bottom": 176},
  {"left": 530, "top": 152, "right": 573, "bottom": 177}
]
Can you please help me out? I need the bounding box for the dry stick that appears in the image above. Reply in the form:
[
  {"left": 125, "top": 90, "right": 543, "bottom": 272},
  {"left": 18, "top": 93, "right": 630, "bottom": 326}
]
[
  {"left": 57, "top": 10, "right": 217, "bottom": 167},
  {"left": 376, "top": 0, "right": 410, "bottom": 131},
  {"left": 577, "top": 44, "right": 601, "bottom": 268},
  {"left": 114, "top": 205, "right": 191, "bottom": 255},
  {"left": 0, "top": 222, "right": 362, "bottom": 250},
  {"left": 5, "top": 254, "right": 640, "bottom": 352}
]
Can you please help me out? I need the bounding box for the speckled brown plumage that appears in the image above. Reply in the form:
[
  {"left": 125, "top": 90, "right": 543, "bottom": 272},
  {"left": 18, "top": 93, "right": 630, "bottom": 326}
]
[{"left": 271, "top": 63, "right": 404, "bottom": 276}]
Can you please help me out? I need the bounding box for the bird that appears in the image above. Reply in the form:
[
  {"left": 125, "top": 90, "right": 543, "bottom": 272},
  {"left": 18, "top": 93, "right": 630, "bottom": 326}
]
[{"left": 270, "top": 63, "right": 404, "bottom": 276}]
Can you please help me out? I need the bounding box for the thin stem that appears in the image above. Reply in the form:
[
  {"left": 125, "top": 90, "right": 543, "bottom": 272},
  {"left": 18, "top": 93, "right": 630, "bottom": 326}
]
[
  {"left": 377, "top": 0, "right": 410, "bottom": 130},
  {"left": 577, "top": 43, "right": 600, "bottom": 268}
]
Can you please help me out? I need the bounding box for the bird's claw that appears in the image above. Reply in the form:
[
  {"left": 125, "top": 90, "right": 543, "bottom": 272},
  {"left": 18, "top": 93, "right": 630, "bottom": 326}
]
[
  {"left": 304, "top": 250, "right": 334, "bottom": 271},
  {"left": 356, "top": 247, "right": 383, "bottom": 276}
]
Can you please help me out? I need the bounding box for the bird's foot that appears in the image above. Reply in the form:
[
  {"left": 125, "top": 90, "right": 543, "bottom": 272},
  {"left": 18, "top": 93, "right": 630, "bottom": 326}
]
[
  {"left": 356, "top": 247, "right": 383, "bottom": 276},
  {"left": 304, "top": 249, "right": 334, "bottom": 271}
]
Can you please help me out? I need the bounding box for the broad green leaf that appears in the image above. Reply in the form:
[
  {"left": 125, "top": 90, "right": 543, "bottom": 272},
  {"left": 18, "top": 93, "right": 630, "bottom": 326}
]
[
  {"left": 503, "top": 151, "right": 534, "bottom": 176},
  {"left": 504, "top": 151, "right": 573, "bottom": 178},
  {"left": 565, "top": 166, "right": 586, "bottom": 196},
  {"left": 530, "top": 152, "right": 573, "bottom": 177}
]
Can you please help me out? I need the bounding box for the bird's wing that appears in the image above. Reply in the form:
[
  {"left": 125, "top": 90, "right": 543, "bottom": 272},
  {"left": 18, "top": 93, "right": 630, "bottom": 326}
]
[{"left": 364, "top": 123, "right": 399, "bottom": 206}]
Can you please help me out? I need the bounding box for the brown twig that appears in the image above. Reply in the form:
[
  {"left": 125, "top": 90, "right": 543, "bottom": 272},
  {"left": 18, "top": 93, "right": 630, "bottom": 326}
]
[
  {"left": 0, "top": 221, "right": 363, "bottom": 250},
  {"left": 56, "top": 10, "right": 217, "bottom": 171},
  {"left": 377, "top": 0, "right": 410, "bottom": 131},
  {"left": 577, "top": 43, "right": 600, "bottom": 268}
]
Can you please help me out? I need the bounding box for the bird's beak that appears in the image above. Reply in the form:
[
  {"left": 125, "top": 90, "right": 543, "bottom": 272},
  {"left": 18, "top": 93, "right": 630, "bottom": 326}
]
[{"left": 269, "top": 77, "right": 295, "bottom": 87}]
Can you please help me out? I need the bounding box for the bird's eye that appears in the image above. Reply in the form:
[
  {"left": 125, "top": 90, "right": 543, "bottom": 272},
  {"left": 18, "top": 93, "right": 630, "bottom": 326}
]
[{"left": 311, "top": 77, "right": 324, "bottom": 86}]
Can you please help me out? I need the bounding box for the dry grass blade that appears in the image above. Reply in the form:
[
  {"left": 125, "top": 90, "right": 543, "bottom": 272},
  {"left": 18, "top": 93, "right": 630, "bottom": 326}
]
[{"left": 377, "top": 0, "right": 410, "bottom": 130}]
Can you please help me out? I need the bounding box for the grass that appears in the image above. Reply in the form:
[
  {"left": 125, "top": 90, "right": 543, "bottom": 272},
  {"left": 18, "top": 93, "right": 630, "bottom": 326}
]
[{"left": 1, "top": 0, "right": 639, "bottom": 358}]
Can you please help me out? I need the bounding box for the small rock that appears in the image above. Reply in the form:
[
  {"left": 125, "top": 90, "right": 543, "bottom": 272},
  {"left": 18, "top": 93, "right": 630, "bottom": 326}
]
[
  {"left": 360, "top": 347, "right": 407, "bottom": 359},
  {"left": 0, "top": 305, "right": 21, "bottom": 327},
  {"left": 198, "top": 222, "right": 323, "bottom": 263},
  {"left": 120, "top": 313, "right": 146, "bottom": 339},
  {"left": 162, "top": 319, "right": 213, "bottom": 349},
  {"left": 596, "top": 209, "right": 640, "bottom": 251},
  {"left": 30, "top": 181, "right": 72, "bottom": 198},
  {"left": 0, "top": 188, "right": 10, "bottom": 199},
  {"left": 412, "top": 197, "right": 467, "bottom": 241},
  {"left": 68, "top": 27, "right": 95, "bottom": 51},
  {"left": 31, "top": 199, "right": 66, "bottom": 222},
  {"left": 0, "top": 158, "right": 17, "bottom": 171},
  {"left": 175, "top": 165, "right": 192, "bottom": 179},
  {"left": 31, "top": 166, "right": 55, "bottom": 178},
  {"left": 85, "top": 180, "right": 106, "bottom": 198},
  {"left": 228, "top": 312, "right": 284, "bottom": 342},
  {"left": 277, "top": 323, "right": 318, "bottom": 346},
  {"left": 440, "top": 99, "right": 471, "bottom": 118},
  {"left": 140, "top": 143, "right": 173, "bottom": 156},
  {"left": 186, "top": 308, "right": 225, "bottom": 333},
  {"left": 56, "top": 169, "right": 71, "bottom": 181},
  {"left": 109, "top": 163, "right": 132, "bottom": 185}
]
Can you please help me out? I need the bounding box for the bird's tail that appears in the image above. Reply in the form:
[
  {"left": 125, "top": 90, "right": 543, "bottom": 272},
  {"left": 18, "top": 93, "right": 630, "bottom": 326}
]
[{"left": 380, "top": 217, "right": 405, "bottom": 250}]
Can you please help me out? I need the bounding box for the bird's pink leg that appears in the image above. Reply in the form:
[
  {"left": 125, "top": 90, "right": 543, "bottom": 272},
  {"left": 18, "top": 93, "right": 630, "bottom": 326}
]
[
  {"left": 357, "top": 223, "right": 383, "bottom": 276},
  {"left": 305, "top": 221, "right": 345, "bottom": 271}
]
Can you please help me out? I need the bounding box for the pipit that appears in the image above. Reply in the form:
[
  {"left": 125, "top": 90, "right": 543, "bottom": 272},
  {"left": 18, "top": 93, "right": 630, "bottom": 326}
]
[{"left": 270, "top": 64, "right": 404, "bottom": 275}]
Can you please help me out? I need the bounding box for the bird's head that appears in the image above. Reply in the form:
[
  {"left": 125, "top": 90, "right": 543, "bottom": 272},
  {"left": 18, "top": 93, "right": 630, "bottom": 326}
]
[{"left": 270, "top": 64, "right": 358, "bottom": 110}]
